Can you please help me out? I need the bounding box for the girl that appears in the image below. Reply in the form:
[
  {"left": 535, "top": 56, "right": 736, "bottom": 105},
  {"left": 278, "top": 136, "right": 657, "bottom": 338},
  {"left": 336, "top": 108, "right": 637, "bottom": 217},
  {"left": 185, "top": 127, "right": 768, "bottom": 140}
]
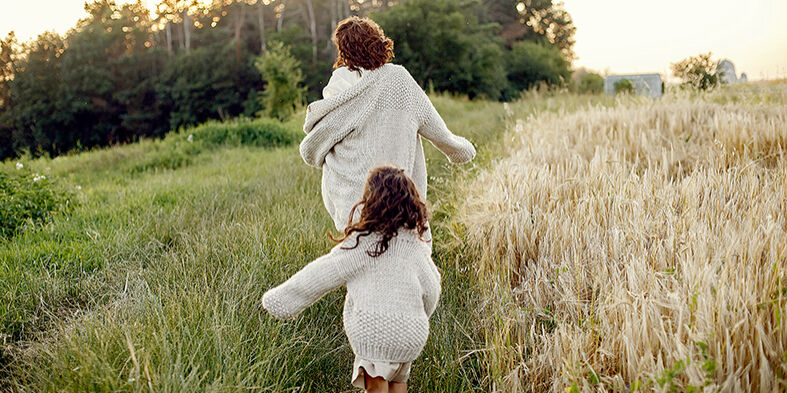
[
  {"left": 262, "top": 166, "right": 440, "bottom": 393},
  {"left": 300, "top": 16, "right": 476, "bottom": 232}
]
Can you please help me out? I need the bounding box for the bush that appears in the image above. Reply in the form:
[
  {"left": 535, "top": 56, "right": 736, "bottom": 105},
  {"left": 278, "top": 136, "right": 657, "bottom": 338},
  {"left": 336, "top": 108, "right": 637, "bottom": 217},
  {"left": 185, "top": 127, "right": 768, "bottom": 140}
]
[
  {"left": 614, "top": 78, "right": 634, "bottom": 94},
  {"left": 505, "top": 41, "right": 571, "bottom": 98},
  {"left": 185, "top": 118, "right": 301, "bottom": 148},
  {"left": 254, "top": 42, "right": 305, "bottom": 121},
  {"left": 131, "top": 118, "right": 300, "bottom": 173},
  {"left": 671, "top": 52, "right": 720, "bottom": 90},
  {"left": 0, "top": 169, "right": 74, "bottom": 238},
  {"left": 577, "top": 72, "right": 604, "bottom": 94}
]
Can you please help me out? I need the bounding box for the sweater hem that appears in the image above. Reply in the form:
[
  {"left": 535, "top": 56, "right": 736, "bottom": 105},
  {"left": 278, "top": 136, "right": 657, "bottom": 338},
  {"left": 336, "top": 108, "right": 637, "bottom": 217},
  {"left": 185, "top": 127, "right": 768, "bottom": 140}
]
[{"left": 352, "top": 342, "right": 424, "bottom": 363}]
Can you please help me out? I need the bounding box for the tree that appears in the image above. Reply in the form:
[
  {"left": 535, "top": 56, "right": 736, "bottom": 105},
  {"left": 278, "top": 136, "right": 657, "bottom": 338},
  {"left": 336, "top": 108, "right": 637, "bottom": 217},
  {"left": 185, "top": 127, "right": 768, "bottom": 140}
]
[
  {"left": 0, "top": 33, "right": 16, "bottom": 159},
  {"left": 572, "top": 68, "right": 603, "bottom": 94},
  {"left": 1, "top": 0, "right": 582, "bottom": 160},
  {"left": 671, "top": 52, "right": 720, "bottom": 90},
  {"left": 375, "top": 0, "right": 508, "bottom": 99},
  {"left": 300, "top": 0, "right": 318, "bottom": 63},
  {"left": 254, "top": 41, "right": 304, "bottom": 120},
  {"left": 0, "top": 32, "right": 15, "bottom": 108},
  {"left": 267, "top": 23, "right": 331, "bottom": 102},
  {"left": 4, "top": 31, "right": 68, "bottom": 155},
  {"left": 481, "top": 0, "right": 576, "bottom": 59},
  {"left": 157, "top": 43, "right": 260, "bottom": 129},
  {"left": 57, "top": 0, "right": 161, "bottom": 146},
  {"left": 504, "top": 40, "right": 570, "bottom": 97}
]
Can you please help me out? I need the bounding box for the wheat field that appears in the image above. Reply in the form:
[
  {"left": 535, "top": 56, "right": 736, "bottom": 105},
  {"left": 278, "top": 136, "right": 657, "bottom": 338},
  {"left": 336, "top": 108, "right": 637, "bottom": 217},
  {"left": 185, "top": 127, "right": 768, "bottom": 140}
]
[{"left": 457, "top": 87, "right": 787, "bottom": 392}]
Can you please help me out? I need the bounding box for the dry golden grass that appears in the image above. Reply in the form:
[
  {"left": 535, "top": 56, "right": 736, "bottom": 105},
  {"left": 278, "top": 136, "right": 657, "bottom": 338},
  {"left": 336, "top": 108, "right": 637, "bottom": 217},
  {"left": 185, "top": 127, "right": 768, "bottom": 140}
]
[{"left": 457, "top": 87, "right": 787, "bottom": 392}]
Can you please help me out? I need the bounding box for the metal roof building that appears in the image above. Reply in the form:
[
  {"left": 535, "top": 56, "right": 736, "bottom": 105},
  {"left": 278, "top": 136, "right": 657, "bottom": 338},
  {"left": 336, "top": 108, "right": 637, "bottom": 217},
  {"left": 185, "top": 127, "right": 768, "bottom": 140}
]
[{"left": 604, "top": 74, "right": 664, "bottom": 98}]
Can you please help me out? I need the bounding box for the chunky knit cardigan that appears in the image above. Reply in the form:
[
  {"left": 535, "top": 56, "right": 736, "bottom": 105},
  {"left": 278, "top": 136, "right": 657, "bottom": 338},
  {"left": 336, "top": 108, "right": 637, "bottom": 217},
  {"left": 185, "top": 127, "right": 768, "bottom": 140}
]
[
  {"left": 300, "top": 63, "right": 477, "bottom": 230},
  {"left": 262, "top": 230, "right": 441, "bottom": 362}
]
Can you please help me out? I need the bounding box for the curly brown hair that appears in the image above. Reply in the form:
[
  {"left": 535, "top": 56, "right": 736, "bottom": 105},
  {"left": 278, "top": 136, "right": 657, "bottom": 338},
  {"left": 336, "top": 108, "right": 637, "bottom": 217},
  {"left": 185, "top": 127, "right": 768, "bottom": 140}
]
[
  {"left": 332, "top": 166, "right": 430, "bottom": 257},
  {"left": 332, "top": 16, "right": 394, "bottom": 71}
]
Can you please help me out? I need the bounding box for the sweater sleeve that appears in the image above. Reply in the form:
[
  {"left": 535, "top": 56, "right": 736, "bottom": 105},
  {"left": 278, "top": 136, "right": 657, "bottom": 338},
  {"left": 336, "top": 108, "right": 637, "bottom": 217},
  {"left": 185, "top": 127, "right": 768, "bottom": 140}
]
[
  {"left": 422, "top": 259, "right": 442, "bottom": 318},
  {"left": 262, "top": 246, "right": 356, "bottom": 320},
  {"left": 414, "top": 86, "right": 477, "bottom": 164},
  {"left": 299, "top": 112, "right": 356, "bottom": 168}
]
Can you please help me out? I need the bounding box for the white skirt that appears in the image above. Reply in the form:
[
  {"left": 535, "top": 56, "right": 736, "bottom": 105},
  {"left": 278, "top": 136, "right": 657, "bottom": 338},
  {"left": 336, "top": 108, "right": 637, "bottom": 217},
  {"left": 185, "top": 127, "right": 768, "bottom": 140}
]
[{"left": 351, "top": 356, "right": 412, "bottom": 388}]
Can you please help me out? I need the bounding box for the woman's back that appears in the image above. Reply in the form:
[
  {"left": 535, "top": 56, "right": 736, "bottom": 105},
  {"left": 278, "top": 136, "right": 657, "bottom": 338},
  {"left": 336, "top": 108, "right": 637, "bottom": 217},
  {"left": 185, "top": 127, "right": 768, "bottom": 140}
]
[{"left": 301, "top": 63, "right": 475, "bottom": 230}]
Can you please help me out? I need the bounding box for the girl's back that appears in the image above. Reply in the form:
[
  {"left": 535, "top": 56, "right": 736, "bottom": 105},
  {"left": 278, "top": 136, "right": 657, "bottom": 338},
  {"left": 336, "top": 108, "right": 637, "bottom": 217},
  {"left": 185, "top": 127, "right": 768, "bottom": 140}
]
[
  {"left": 342, "top": 231, "right": 440, "bottom": 360},
  {"left": 262, "top": 165, "right": 440, "bottom": 392}
]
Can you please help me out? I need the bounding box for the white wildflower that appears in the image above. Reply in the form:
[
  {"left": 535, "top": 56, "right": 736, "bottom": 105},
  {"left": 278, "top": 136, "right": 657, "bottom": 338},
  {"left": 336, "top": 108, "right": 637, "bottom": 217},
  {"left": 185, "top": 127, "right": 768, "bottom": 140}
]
[
  {"left": 15, "top": 162, "right": 23, "bottom": 170},
  {"left": 514, "top": 119, "right": 524, "bottom": 133},
  {"left": 503, "top": 102, "right": 513, "bottom": 117},
  {"left": 187, "top": 134, "right": 194, "bottom": 142},
  {"left": 32, "top": 174, "right": 46, "bottom": 182},
  {"left": 76, "top": 185, "right": 82, "bottom": 191}
]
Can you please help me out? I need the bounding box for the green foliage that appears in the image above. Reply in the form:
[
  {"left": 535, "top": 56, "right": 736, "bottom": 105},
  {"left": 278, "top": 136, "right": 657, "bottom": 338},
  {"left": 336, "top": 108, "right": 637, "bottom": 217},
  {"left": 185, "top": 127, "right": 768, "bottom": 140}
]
[
  {"left": 614, "top": 78, "right": 635, "bottom": 94},
  {"left": 58, "top": 1, "right": 162, "bottom": 146},
  {"left": 696, "top": 341, "right": 717, "bottom": 383},
  {"left": 185, "top": 118, "right": 300, "bottom": 148},
  {"left": 505, "top": 40, "right": 571, "bottom": 98},
  {"left": 254, "top": 41, "right": 305, "bottom": 120},
  {"left": 0, "top": 0, "right": 578, "bottom": 160},
  {"left": 671, "top": 52, "right": 720, "bottom": 91},
  {"left": 480, "top": 0, "right": 576, "bottom": 60},
  {"left": 0, "top": 169, "right": 73, "bottom": 238},
  {"left": 131, "top": 118, "right": 301, "bottom": 172},
  {"left": 576, "top": 71, "right": 604, "bottom": 94},
  {"left": 0, "top": 33, "right": 14, "bottom": 159},
  {"left": 157, "top": 43, "right": 261, "bottom": 130},
  {"left": 3, "top": 2, "right": 173, "bottom": 157},
  {"left": 3, "top": 31, "right": 66, "bottom": 155},
  {"left": 374, "top": 0, "right": 509, "bottom": 99},
  {"left": 266, "top": 25, "right": 332, "bottom": 102}
]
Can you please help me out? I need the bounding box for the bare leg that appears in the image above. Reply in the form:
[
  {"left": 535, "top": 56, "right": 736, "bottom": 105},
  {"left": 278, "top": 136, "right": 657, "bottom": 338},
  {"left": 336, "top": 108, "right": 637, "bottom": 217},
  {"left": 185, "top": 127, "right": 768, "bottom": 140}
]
[
  {"left": 364, "top": 373, "right": 388, "bottom": 393},
  {"left": 389, "top": 381, "right": 407, "bottom": 393}
]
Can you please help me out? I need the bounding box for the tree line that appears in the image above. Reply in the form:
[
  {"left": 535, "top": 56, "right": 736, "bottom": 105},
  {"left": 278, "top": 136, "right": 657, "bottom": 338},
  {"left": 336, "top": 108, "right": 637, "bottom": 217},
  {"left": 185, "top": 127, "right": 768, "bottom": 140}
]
[{"left": 0, "top": 0, "right": 582, "bottom": 160}]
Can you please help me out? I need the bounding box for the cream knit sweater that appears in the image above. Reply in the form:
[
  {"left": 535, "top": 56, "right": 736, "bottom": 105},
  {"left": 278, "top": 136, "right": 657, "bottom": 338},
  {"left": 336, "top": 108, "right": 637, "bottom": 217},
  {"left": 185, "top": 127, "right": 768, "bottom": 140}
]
[
  {"left": 301, "top": 63, "right": 477, "bottom": 230},
  {"left": 262, "top": 230, "right": 441, "bottom": 362}
]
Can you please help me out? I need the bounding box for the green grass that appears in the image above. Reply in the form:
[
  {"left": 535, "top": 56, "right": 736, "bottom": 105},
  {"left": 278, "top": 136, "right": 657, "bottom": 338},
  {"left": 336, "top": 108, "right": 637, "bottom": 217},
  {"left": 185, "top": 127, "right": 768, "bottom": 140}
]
[{"left": 1, "top": 92, "right": 611, "bottom": 392}]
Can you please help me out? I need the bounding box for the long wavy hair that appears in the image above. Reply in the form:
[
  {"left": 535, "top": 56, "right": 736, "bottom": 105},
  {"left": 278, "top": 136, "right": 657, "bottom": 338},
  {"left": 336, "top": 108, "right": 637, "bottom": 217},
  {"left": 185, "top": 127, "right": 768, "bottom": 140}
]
[
  {"left": 332, "top": 166, "right": 430, "bottom": 257},
  {"left": 332, "top": 16, "right": 394, "bottom": 71}
]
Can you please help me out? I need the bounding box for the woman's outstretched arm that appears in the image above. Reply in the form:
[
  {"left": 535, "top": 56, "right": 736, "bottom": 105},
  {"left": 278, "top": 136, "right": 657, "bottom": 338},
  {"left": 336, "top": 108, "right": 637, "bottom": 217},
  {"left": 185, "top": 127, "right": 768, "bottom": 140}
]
[{"left": 413, "top": 85, "right": 477, "bottom": 164}]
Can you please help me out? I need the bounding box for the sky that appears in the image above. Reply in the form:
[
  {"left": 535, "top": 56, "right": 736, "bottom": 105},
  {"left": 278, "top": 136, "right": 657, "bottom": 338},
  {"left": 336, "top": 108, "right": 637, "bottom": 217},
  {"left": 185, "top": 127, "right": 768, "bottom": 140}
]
[
  {"left": 560, "top": 0, "right": 787, "bottom": 80},
  {"left": 1, "top": 0, "right": 786, "bottom": 80}
]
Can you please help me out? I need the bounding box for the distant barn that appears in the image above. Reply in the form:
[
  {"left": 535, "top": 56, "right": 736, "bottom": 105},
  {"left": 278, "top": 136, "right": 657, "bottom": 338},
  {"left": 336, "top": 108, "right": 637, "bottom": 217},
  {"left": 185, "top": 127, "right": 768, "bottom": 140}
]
[{"left": 604, "top": 74, "right": 664, "bottom": 98}]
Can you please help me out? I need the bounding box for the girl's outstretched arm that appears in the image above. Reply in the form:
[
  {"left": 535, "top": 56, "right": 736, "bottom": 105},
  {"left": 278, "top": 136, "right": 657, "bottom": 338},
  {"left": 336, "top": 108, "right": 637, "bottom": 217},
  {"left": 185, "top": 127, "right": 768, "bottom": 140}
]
[{"left": 262, "top": 246, "right": 355, "bottom": 319}]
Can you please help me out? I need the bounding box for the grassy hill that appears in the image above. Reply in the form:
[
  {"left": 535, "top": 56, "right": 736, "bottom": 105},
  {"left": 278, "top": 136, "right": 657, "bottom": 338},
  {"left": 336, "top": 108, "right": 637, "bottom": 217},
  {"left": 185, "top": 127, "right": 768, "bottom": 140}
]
[
  {"left": 2, "top": 93, "right": 608, "bottom": 392},
  {"left": 2, "top": 85, "right": 784, "bottom": 392}
]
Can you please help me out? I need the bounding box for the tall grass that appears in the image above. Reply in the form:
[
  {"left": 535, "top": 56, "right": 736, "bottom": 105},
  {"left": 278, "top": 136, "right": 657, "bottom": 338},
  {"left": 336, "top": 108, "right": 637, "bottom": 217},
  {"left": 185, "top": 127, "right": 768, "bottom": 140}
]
[
  {"left": 0, "top": 117, "right": 301, "bottom": 347},
  {"left": 457, "top": 86, "right": 787, "bottom": 391},
  {"left": 3, "top": 94, "right": 537, "bottom": 392}
]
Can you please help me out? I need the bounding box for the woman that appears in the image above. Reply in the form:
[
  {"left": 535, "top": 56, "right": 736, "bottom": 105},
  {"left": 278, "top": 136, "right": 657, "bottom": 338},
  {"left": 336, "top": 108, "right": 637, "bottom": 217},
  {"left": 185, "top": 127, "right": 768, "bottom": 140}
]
[{"left": 300, "top": 16, "right": 476, "bottom": 232}]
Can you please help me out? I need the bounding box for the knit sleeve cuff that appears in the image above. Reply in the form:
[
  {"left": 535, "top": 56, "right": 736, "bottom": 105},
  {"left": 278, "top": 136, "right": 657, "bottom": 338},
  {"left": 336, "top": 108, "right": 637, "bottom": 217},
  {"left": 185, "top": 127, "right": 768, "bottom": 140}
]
[
  {"left": 262, "top": 288, "right": 297, "bottom": 320},
  {"left": 445, "top": 136, "right": 477, "bottom": 164}
]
